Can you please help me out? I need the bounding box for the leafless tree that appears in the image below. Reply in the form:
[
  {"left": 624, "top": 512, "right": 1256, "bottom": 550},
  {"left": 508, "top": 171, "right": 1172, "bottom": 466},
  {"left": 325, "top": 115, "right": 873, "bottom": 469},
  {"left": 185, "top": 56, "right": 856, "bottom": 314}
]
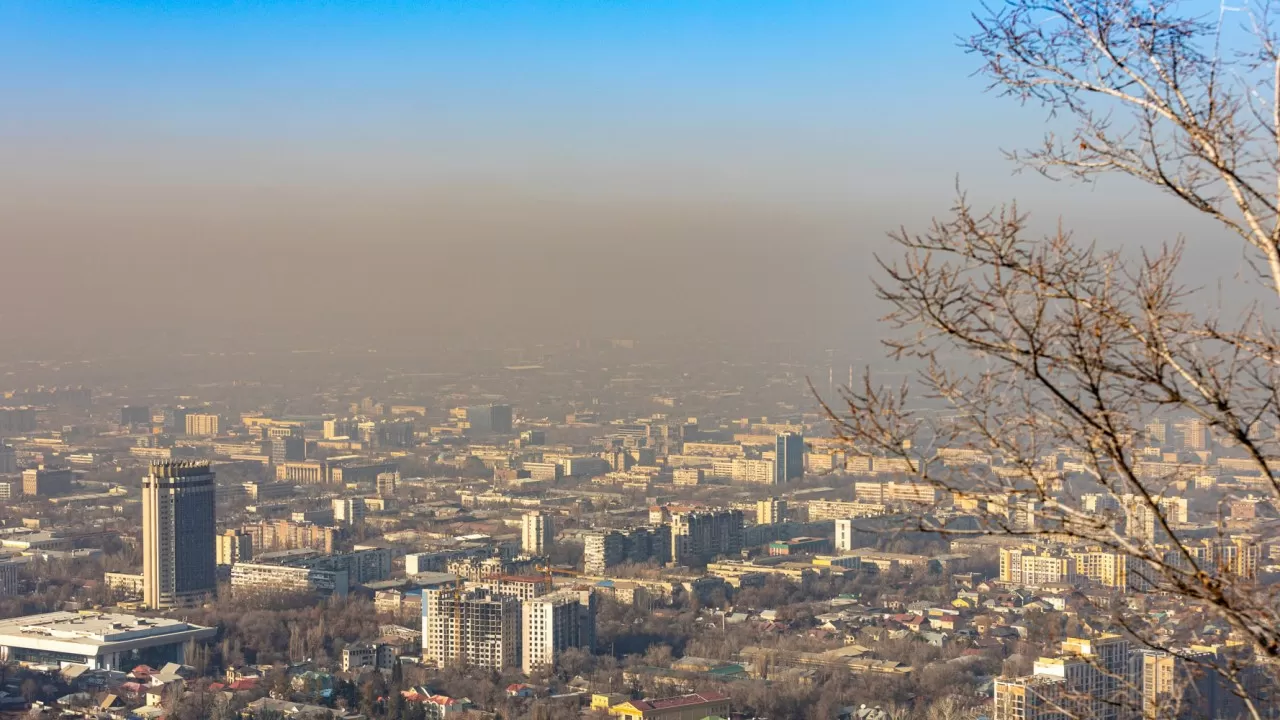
[{"left": 828, "top": 1, "right": 1280, "bottom": 718}]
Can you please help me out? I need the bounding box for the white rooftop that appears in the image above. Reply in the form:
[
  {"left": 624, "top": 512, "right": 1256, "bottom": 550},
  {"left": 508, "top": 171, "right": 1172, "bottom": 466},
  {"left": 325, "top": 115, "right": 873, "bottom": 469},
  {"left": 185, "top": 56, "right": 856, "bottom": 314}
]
[{"left": 0, "top": 612, "right": 209, "bottom": 648}]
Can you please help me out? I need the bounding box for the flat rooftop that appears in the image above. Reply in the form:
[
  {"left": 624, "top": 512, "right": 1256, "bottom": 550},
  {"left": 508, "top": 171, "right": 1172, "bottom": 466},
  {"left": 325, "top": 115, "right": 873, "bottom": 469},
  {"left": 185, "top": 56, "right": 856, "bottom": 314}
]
[{"left": 0, "top": 612, "right": 213, "bottom": 650}]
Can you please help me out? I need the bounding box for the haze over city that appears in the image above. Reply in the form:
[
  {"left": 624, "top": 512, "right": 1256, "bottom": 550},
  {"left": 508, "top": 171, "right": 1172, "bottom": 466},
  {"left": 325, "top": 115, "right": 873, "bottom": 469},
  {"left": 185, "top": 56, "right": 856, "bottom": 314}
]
[
  {"left": 3, "top": 2, "right": 1280, "bottom": 720},
  {"left": 1, "top": 0, "right": 1246, "bottom": 362}
]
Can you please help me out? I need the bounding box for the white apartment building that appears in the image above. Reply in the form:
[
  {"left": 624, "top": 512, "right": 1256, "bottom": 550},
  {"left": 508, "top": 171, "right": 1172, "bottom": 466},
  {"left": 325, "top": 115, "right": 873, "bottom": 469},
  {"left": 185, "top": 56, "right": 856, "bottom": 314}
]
[{"left": 522, "top": 590, "right": 596, "bottom": 674}]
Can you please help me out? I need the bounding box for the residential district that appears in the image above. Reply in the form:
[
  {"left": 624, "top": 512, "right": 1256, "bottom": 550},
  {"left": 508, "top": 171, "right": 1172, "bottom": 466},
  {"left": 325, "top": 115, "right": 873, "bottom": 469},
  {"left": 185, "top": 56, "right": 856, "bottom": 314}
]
[{"left": 0, "top": 349, "right": 1273, "bottom": 719}]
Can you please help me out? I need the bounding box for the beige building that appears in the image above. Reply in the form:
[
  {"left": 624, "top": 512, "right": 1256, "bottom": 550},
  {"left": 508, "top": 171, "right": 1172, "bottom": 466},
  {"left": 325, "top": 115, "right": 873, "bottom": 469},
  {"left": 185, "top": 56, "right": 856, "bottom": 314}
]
[
  {"left": 521, "top": 511, "right": 554, "bottom": 556},
  {"left": 1069, "top": 547, "right": 1129, "bottom": 588},
  {"left": 216, "top": 529, "right": 253, "bottom": 565},
  {"left": 672, "top": 468, "right": 703, "bottom": 486},
  {"left": 808, "top": 500, "right": 886, "bottom": 522},
  {"left": 185, "top": 413, "right": 221, "bottom": 437},
  {"left": 756, "top": 498, "right": 787, "bottom": 525}
]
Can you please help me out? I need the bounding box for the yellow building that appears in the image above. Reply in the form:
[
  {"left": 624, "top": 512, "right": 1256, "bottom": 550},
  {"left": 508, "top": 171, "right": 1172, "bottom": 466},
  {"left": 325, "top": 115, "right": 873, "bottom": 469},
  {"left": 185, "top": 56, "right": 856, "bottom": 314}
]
[
  {"left": 1069, "top": 547, "right": 1128, "bottom": 588},
  {"left": 609, "top": 692, "right": 730, "bottom": 720}
]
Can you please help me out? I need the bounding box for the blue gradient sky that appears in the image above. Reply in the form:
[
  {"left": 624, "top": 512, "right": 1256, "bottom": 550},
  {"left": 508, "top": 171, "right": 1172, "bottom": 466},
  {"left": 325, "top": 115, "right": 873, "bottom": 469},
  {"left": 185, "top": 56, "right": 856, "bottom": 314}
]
[
  {"left": 0, "top": 1, "right": 1237, "bottom": 353},
  {"left": 1, "top": 1, "right": 1019, "bottom": 201}
]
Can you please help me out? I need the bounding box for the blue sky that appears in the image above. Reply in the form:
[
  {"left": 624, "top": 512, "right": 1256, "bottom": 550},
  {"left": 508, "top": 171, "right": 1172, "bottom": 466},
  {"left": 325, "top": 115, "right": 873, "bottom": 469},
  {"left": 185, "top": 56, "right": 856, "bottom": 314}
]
[
  {"left": 0, "top": 1, "right": 1241, "bottom": 352},
  {"left": 1, "top": 1, "right": 1016, "bottom": 204}
]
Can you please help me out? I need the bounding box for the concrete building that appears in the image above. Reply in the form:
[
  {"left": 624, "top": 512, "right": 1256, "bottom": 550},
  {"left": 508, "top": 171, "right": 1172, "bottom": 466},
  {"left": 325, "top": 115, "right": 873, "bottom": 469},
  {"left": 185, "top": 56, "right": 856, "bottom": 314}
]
[
  {"left": 464, "top": 404, "right": 513, "bottom": 435},
  {"left": 995, "top": 635, "right": 1130, "bottom": 720},
  {"left": 729, "top": 458, "right": 775, "bottom": 484},
  {"left": 120, "top": 405, "right": 151, "bottom": 427},
  {"left": 0, "top": 611, "right": 213, "bottom": 670},
  {"left": 671, "top": 509, "right": 743, "bottom": 566},
  {"left": 756, "top": 498, "right": 787, "bottom": 525},
  {"left": 809, "top": 500, "right": 887, "bottom": 522},
  {"left": 230, "top": 562, "right": 349, "bottom": 598},
  {"left": 142, "top": 461, "right": 217, "bottom": 609},
  {"left": 835, "top": 518, "right": 855, "bottom": 552},
  {"left": 22, "top": 468, "right": 73, "bottom": 497},
  {"left": 271, "top": 434, "right": 306, "bottom": 464},
  {"left": 522, "top": 589, "right": 596, "bottom": 674},
  {"left": 421, "top": 587, "right": 519, "bottom": 670},
  {"left": 470, "top": 575, "right": 548, "bottom": 603},
  {"left": 242, "top": 519, "right": 340, "bottom": 554},
  {"left": 184, "top": 413, "right": 221, "bottom": 437},
  {"left": 243, "top": 481, "right": 295, "bottom": 501},
  {"left": 585, "top": 526, "right": 671, "bottom": 575},
  {"left": 333, "top": 497, "right": 367, "bottom": 526},
  {"left": 330, "top": 460, "right": 399, "bottom": 485},
  {"left": 376, "top": 471, "right": 398, "bottom": 497},
  {"left": 0, "top": 558, "right": 21, "bottom": 596},
  {"left": 0, "top": 445, "right": 16, "bottom": 474},
  {"left": 672, "top": 468, "right": 703, "bottom": 486},
  {"left": 521, "top": 511, "right": 554, "bottom": 556},
  {"left": 216, "top": 529, "right": 254, "bottom": 566},
  {"left": 0, "top": 407, "right": 37, "bottom": 434},
  {"left": 276, "top": 460, "right": 328, "bottom": 484}
]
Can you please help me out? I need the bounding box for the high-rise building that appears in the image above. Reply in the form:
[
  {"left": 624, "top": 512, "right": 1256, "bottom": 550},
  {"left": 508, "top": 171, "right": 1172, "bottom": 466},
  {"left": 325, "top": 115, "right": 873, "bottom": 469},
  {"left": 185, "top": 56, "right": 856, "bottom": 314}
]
[
  {"left": 756, "top": 498, "right": 787, "bottom": 525},
  {"left": 583, "top": 525, "right": 671, "bottom": 575},
  {"left": 216, "top": 529, "right": 254, "bottom": 566},
  {"left": 333, "top": 497, "right": 367, "bottom": 526},
  {"left": 0, "top": 446, "right": 15, "bottom": 475},
  {"left": 162, "top": 408, "right": 190, "bottom": 435},
  {"left": 464, "top": 404, "right": 513, "bottom": 435},
  {"left": 1069, "top": 547, "right": 1129, "bottom": 589},
  {"left": 995, "top": 635, "right": 1131, "bottom": 720},
  {"left": 998, "top": 547, "right": 1078, "bottom": 587},
  {"left": 521, "top": 511, "right": 554, "bottom": 556},
  {"left": 522, "top": 590, "right": 596, "bottom": 674},
  {"left": 22, "top": 467, "right": 73, "bottom": 497},
  {"left": 120, "top": 405, "right": 151, "bottom": 427},
  {"left": 421, "top": 587, "right": 519, "bottom": 670},
  {"left": 774, "top": 432, "right": 805, "bottom": 484},
  {"left": 184, "top": 413, "right": 221, "bottom": 437},
  {"left": 271, "top": 435, "right": 306, "bottom": 464},
  {"left": 242, "top": 519, "right": 340, "bottom": 554},
  {"left": 323, "top": 418, "right": 360, "bottom": 440},
  {"left": 835, "top": 518, "right": 856, "bottom": 552},
  {"left": 1176, "top": 418, "right": 1208, "bottom": 451},
  {"left": 1136, "top": 646, "right": 1258, "bottom": 720},
  {"left": 142, "top": 461, "right": 217, "bottom": 609},
  {"left": 0, "top": 407, "right": 37, "bottom": 434},
  {"left": 376, "top": 471, "right": 398, "bottom": 497},
  {"left": 671, "top": 509, "right": 744, "bottom": 566},
  {"left": 1144, "top": 419, "right": 1168, "bottom": 446}
]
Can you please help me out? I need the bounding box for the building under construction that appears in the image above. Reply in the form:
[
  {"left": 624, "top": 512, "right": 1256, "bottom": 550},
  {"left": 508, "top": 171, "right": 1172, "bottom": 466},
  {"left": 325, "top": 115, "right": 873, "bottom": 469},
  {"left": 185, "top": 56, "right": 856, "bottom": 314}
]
[{"left": 421, "top": 587, "right": 518, "bottom": 670}]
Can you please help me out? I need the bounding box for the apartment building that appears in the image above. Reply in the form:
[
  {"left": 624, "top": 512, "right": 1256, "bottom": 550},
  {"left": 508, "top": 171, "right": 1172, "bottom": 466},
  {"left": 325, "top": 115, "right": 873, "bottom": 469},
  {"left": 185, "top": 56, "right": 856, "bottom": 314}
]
[
  {"left": 421, "top": 588, "right": 519, "bottom": 670},
  {"left": 184, "top": 413, "right": 221, "bottom": 437},
  {"left": 521, "top": 511, "right": 554, "bottom": 556},
  {"left": 671, "top": 510, "right": 744, "bottom": 566},
  {"left": 230, "top": 562, "right": 349, "bottom": 598},
  {"left": 522, "top": 590, "right": 596, "bottom": 674}
]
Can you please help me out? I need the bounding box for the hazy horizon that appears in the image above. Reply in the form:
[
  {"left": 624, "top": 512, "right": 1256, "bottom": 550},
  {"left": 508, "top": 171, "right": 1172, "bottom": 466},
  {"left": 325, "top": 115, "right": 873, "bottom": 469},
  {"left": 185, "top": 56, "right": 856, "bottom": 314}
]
[{"left": 0, "top": 0, "right": 1253, "bottom": 361}]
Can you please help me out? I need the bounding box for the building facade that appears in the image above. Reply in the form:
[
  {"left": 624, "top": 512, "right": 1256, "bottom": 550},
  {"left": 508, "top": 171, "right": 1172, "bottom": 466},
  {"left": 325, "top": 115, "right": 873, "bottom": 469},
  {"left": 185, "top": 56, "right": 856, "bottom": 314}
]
[
  {"left": 774, "top": 432, "right": 804, "bottom": 484},
  {"left": 522, "top": 589, "right": 596, "bottom": 674},
  {"left": 142, "top": 462, "right": 217, "bottom": 609},
  {"left": 421, "top": 587, "right": 519, "bottom": 670},
  {"left": 521, "top": 511, "right": 554, "bottom": 556}
]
